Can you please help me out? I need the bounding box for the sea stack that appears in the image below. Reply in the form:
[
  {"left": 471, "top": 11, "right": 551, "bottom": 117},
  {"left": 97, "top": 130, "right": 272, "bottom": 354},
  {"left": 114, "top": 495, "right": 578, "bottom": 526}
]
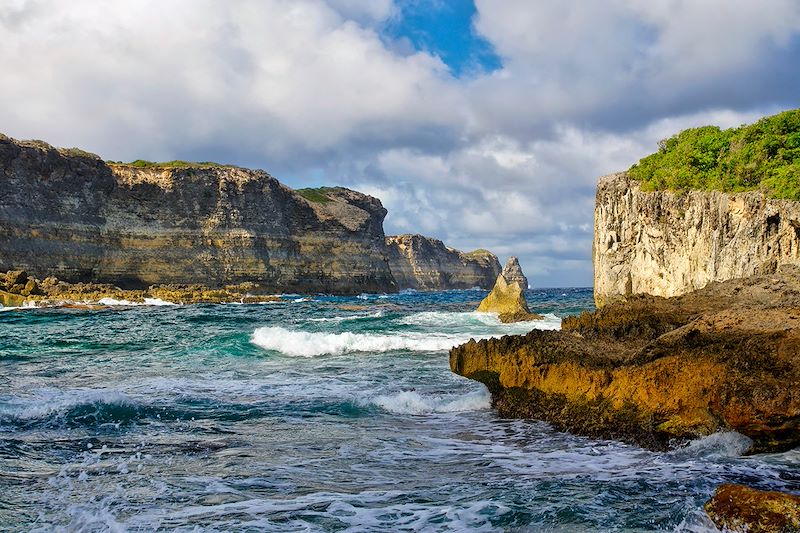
[
  {"left": 501, "top": 256, "right": 529, "bottom": 289},
  {"left": 477, "top": 258, "right": 541, "bottom": 323}
]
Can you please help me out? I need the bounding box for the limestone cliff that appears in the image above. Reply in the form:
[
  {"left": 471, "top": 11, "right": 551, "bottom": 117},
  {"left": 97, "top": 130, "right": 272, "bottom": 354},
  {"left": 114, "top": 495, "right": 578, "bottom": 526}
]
[
  {"left": 594, "top": 172, "right": 800, "bottom": 307},
  {"left": 0, "top": 134, "right": 395, "bottom": 294},
  {"left": 385, "top": 234, "right": 501, "bottom": 290}
]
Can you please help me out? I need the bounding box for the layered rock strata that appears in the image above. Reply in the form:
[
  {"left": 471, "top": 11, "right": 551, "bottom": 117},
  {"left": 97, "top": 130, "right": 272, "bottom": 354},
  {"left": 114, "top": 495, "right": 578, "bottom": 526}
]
[
  {"left": 594, "top": 172, "right": 800, "bottom": 307},
  {"left": 0, "top": 134, "right": 399, "bottom": 294},
  {"left": 385, "top": 234, "right": 501, "bottom": 290},
  {"left": 451, "top": 266, "right": 800, "bottom": 452}
]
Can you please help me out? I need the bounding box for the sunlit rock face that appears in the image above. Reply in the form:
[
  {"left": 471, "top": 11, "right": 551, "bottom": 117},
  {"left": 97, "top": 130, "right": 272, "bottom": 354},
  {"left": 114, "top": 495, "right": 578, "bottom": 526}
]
[
  {"left": 385, "top": 234, "right": 501, "bottom": 291},
  {"left": 593, "top": 172, "right": 800, "bottom": 307},
  {"left": 0, "top": 134, "right": 395, "bottom": 294}
]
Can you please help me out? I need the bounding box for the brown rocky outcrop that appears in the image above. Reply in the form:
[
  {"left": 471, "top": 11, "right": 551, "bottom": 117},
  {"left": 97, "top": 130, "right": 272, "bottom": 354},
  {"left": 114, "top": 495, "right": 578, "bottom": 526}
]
[
  {"left": 0, "top": 134, "right": 396, "bottom": 295},
  {"left": 451, "top": 266, "right": 800, "bottom": 452},
  {"left": 594, "top": 172, "right": 800, "bottom": 307},
  {"left": 705, "top": 484, "right": 800, "bottom": 532},
  {"left": 0, "top": 270, "right": 282, "bottom": 305},
  {"left": 385, "top": 234, "right": 501, "bottom": 290}
]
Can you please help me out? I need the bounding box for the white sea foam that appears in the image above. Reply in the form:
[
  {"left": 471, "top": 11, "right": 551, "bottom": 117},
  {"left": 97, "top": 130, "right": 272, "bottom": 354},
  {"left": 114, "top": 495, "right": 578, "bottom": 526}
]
[
  {"left": 401, "top": 311, "right": 562, "bottom": 332},
  {"left": 0, "top": 388, "right": 135, "bottom": 421},
  {"left": 143, "top": 298, "right": 177, "bottom": 306},
  {"left": 368, "top": 389, "right": 491, "bottom": 415},
  {"left": 309, "top": 310, "right": 385, "bottom": 323},
  {"left": 251, "top": 326, "right": 471, "bottom": 357},
  {"left": 669, "top": 431, "right": 754, "bottom": 459},
  {"left": 97, "top": 297, "right": 139, "bottom": 306}
]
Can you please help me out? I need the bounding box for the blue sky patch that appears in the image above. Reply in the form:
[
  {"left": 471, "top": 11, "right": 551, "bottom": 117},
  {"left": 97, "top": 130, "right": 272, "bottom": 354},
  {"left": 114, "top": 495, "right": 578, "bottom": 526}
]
[{"left": 381, "top": 0, "right": 502, "bottom": 77}]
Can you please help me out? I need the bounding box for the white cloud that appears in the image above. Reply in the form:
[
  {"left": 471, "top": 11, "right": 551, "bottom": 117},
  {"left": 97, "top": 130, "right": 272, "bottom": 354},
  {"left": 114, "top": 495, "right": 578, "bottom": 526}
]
[{"left": 0, "top": 0, "right": 798, "bottom": 286}]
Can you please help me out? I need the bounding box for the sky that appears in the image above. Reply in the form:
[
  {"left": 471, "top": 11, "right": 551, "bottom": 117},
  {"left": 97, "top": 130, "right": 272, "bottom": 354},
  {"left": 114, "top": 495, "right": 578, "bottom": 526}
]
[{"left": 1, "top": 1, "right": 799, "bottom": 287}]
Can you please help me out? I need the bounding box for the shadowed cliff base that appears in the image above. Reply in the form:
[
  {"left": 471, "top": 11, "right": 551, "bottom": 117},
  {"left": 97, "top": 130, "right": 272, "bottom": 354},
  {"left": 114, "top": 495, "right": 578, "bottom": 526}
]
[{"left": 451, "top": 266, "right": 800, "bottom": 453}]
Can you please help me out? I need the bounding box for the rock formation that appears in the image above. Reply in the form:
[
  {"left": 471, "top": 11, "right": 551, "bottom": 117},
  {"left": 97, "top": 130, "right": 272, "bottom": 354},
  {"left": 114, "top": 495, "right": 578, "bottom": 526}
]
[
  {"left": 705, "top": 484, "right": 800, "bottom": 533},
  {"left": 452, "top": 266, "right": 800, "bottom": 452},
  {"left": 0, "top": 269, "right": 282, "bottom": 305},
  {"left": 594, "top": 172, "right": 800, "bottom": 307},
  {"left": 501, "top": 256, "right": 528, "bottom": 289},
  {"left": 384, "top": 234, "right": 501, "bottom": 290},
  {"left": 477, "top": 274, "right": 542, "bottom": 323}
]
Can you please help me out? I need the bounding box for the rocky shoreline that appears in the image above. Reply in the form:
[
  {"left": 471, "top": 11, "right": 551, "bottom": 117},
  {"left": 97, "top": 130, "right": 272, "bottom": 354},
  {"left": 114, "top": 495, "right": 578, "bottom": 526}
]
[
  {"left": 0, "top": 269, "right": 282, "bottom": 307},
  {"left": 451, "top": 266, "right": 800, "bottom": 453}
]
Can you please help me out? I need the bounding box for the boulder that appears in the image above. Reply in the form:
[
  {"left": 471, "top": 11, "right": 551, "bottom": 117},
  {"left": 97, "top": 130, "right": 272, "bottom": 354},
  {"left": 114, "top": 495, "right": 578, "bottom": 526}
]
[
  {"left": 477, "top": 275, "right": 542, "bottom": 323},
  {"left": 705, "top": 484, "right": 800, "bottom": 532},
  {"left": 453, "top": 267, "right": 800, "bottom": 452},
  {"left": 4, "top": 269, "right": 28, "bottom": 290},
  {"left": 0, "top": 290, "right": 25, "bottom": 307},
  {"left": 501, "top": 256, "right": 528, "bottom": 289}
]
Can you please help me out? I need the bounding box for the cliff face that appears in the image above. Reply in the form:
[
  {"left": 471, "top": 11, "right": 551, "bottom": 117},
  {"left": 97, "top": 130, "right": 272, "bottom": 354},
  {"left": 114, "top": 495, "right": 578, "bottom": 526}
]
[
  {"left": 0, "top": 135, "right": 395, "bottom": 294},
  {"left": 385, "top": 234, "right": 501, "bottom": 290},
  {"left": 594, "top": 172, "right": 800, "bottom": 307}
]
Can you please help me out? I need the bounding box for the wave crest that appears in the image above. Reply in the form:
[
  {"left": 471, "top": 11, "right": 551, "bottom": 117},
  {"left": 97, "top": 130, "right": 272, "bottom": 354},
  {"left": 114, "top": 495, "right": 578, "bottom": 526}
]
[{"left": 251, "top": 326, "right": 467, "bottom": 357}]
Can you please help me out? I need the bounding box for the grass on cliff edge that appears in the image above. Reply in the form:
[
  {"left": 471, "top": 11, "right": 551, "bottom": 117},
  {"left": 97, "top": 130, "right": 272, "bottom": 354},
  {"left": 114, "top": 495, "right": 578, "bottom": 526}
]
[
  {"left": 296, "top": 187, "right": 334, "bottom": 203},
  {"left": 108, "top": 159, "right": 231, "bottom": 169},
  {"left": 629, "top": 109, "right": 800, "bottom": 200}
]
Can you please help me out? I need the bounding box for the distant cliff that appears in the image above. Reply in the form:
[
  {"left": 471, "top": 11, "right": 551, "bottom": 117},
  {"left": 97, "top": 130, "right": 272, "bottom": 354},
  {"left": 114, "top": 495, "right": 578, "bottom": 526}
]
[
  {"left": 0, "top": 135, "right": 396, "bottom": 294},
  {"left": 385, "top": 234, "right": 501, "bottom": 290},
  {"left": 594, "top": 172, "right": 800, "bottom": 306}
]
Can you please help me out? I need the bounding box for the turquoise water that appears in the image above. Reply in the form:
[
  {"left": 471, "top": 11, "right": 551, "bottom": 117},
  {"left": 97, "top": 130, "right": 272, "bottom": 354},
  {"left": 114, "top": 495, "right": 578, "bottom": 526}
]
[{"left": 1, "top": 288, "right": 798, "bottom": 532}]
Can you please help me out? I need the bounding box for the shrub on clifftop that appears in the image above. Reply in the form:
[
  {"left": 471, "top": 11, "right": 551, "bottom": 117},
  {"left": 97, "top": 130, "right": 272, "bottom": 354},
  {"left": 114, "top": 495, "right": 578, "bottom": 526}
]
[{"left": 629, "top": 109, "right": 800, "bottom": 200}]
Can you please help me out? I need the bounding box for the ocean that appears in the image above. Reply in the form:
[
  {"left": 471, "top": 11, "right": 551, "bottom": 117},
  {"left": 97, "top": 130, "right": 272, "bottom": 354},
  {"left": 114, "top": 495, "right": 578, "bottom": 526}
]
[{"left": 1, "top": 288, "right": 798, "bottom": 532}]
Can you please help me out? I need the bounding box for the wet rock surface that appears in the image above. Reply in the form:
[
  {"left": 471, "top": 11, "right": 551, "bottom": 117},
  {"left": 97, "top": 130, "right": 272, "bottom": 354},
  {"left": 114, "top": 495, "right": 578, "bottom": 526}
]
[
  {"left": 705, "top": 484, "right": 800, "bottom": 533},
  {"left": 452, "top": 266, "right": 800, "bottom": 452}
]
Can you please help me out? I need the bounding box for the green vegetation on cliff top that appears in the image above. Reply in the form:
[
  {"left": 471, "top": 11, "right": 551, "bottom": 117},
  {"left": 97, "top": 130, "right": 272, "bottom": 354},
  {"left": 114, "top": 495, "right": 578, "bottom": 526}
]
[
  {"left": 629, "top": 109, "right": 800, "bottom": 200},
  {"left": 296, "top": 187, "right": 334, "bottom": 203},
  {"left": 109, "top": 159, "right": 231, "bottom": 169}
]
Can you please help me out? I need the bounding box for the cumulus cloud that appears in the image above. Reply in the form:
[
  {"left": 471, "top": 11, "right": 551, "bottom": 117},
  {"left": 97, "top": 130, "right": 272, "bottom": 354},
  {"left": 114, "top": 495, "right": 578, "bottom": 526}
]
[{"left": 1, "top": 0, "right": 798, "bottom": 286}]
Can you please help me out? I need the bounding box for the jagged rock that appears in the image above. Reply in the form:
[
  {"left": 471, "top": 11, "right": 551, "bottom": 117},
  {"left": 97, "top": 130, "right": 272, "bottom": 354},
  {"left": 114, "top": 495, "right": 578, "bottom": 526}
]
[
  {"left": 4, "top": 269, "right": 27, "bottom": 289},
  {"left": 452, "top": 267, "right": 800, "bottom": 452},
  {"left": 0, "top": 135, "right": 395, "bottom": 295},
  {"left": 21, "top": 279, "right": 40, "bottom": 296},
  {"left": 705, "top": 484, "right": 800, "bottom": 533},
  {"left": 477, "top": 275, "right": 542, "bottom": 323},
  {"left": 501, "top": 256, "right": 528, "bottom": 289},
  {"left": 385, "top": 234, "right": 501, "bottom": 290},
  {"left": 594, "top": 172, "right": 800, "bottom": 307}
]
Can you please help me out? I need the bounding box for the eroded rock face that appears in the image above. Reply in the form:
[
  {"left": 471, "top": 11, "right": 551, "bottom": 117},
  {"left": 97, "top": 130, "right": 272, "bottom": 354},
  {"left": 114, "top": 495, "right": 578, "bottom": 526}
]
[
  {"left": 476, "top": 275, "right": 542, "bottom": 323},
  {"left": 385, "top": 234, "right": 501, "bottom": 290},
  {"left": 705, "top": 484, "right": 800, "bottom": 533},
  {"left": 0, "top": 135, "right": 395, "bottom": 294},
  {"left": 501, "top": 257, "right": 529, "bottom": 289},
  {"left": 594, "top": 172, "right": 800, "bottom": 307},
  {"left": 451, "top": 267, "right": 800, "bottom": 452}
]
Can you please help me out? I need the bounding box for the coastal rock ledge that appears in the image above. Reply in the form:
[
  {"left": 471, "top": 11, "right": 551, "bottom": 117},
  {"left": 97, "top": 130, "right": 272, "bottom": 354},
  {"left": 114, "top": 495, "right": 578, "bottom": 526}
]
[{"left": 450, "top": 266, "right": 800, "bottom": 452}]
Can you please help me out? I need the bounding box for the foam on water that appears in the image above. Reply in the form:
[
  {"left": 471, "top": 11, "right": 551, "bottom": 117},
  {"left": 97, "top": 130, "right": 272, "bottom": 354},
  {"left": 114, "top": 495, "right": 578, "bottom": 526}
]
[
  {"left": 97, "top": 297, "right": 140, "bottom": 306},
  {"left": 251, "top": 326, "right": 472, "bottom": 356},
  {"left": 367, "top": 389, "right": 491, "bottom": 415},
  {"left": 0, "top": 388, "right": 135, "bottom": 422},
  {"left": 669, "top": 431, "right": 754, "bottom": 459}
]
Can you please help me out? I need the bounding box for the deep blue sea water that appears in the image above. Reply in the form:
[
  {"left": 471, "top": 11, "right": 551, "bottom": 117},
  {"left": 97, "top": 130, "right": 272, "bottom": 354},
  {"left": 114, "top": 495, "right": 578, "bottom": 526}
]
[{"left": 1, "top": 288, "right": 798, "bottom": 532}]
